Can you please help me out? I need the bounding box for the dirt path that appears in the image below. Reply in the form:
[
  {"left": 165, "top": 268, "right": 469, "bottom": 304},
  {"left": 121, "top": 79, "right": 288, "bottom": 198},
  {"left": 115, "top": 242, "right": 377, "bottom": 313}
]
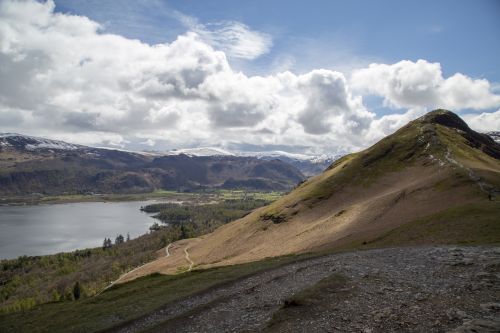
[
  {"left": 99, "top": 243, "right": 173, "bottom": 294},
  {"left": 165, "top": 243, "right": 172, "bottom": 257},
  {"left": 110, "top": 246, "right": 500, "bottom": 333},
  {"left": 184, "top": 246, "right": 194, "bottom": 271}
]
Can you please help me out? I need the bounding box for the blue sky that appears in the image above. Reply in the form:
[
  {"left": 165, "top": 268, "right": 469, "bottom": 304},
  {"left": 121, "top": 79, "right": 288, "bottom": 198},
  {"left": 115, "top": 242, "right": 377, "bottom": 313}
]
[
  {"left": 0, "top": 0, "right": 499, "bottom": 154},
  {"left": 55, "top": 0, "right": 500, "bottom": 80}
]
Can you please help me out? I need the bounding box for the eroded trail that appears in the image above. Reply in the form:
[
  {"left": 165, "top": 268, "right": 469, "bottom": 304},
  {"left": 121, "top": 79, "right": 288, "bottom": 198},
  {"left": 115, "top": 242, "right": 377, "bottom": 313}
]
[
  {"left": 110, "top": 246, "right": 500, "bottom": 333},
  {"left": 184, "top": 247, "right": 194, "bottom": 271},
  {"left": 99, "top": 243, "right": 173, "bottom": 294}
]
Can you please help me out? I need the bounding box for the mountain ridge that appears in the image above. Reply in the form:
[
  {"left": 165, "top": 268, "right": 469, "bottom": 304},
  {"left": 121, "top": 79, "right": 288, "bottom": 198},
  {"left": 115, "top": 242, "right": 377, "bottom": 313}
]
[
  {"left": 0, "top": 133, "right": 337, "bottom": 177},
  {"left": 0, "top": 135, "right": 305, "bottom": 195}
]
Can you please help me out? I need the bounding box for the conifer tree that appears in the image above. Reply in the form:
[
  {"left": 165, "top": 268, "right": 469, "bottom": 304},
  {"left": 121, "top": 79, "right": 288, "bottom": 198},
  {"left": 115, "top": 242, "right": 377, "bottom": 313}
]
[{"left": 72, "top": 281, "right": 81, "bottom": 300}]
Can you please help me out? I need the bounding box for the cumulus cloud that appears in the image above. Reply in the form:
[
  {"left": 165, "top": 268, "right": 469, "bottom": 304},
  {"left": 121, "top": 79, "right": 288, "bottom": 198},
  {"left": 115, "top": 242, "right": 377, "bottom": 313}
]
[
  {"left": 296, "top": 70, "right": 374, "bottom": 135},
  {"left": 366, "top": 108, "right": 427, "bottom": 143},
  {"left": 462, "top": 109, "right": 500, "bottom": 132},
  {"left": 0, "top": 1, "right": 499, "bottom": 155},
  {"left": 351, "top": 59, "right": 500, "bottom": 110}
]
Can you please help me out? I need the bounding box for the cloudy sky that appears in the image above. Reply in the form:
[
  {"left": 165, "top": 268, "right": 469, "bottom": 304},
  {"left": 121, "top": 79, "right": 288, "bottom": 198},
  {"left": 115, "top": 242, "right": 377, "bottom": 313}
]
[{"left": 0, "top": 0, "right": 499, "bottom": 155}]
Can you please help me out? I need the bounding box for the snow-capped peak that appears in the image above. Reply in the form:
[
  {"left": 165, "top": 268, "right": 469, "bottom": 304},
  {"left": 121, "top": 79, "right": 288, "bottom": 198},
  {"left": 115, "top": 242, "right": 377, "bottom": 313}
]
[
  {"left": 0, "top": 133, "right": 83, "bottom": 150},
  {"left": 168, "top": 147, "right": 235, "bottom": 157},
  {"left": 241, "top": 150, "right": 340, "bottom": 164},
  {"left": 486, "top": 131, "right": 500, "bottom": 144}
]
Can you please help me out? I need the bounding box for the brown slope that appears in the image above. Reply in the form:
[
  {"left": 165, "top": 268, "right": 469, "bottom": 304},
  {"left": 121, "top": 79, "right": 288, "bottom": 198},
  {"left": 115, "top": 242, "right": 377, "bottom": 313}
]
[{"left": 121, "top": 110, "right": 500, "bottom": 280}]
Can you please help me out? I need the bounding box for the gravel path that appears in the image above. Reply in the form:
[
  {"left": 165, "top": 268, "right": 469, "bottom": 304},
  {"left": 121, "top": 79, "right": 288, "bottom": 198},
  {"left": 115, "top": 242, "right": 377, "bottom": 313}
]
[{"left": 110, "top": 246, "right": 500, "bottom": 333}]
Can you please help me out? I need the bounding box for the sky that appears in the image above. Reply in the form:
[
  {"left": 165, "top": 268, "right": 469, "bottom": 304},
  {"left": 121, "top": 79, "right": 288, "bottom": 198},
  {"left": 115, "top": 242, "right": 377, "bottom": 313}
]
[{"left": 0, "top": 0, "right": 499, "bottom": 155}]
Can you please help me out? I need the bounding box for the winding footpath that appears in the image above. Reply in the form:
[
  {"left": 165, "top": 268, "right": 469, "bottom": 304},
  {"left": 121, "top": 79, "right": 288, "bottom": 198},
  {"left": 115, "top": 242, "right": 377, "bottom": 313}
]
[
  {"left": 98, "top": 243, "right": 173, "bottom": 295},
  {"left": 184, "top": 247, "right": 194, "bottom": 271}
]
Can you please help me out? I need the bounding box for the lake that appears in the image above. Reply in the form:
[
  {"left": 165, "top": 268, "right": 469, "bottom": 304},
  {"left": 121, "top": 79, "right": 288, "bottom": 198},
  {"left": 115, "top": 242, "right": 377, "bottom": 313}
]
[{"left": 0, "top": 201, "right": 163, "bottom": 260}]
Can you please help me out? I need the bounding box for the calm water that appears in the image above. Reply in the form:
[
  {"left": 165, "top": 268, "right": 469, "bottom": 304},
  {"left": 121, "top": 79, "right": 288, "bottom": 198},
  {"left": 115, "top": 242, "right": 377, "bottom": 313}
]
[{"left": 0, "top": 201, "right": 162, "bottom": 260}]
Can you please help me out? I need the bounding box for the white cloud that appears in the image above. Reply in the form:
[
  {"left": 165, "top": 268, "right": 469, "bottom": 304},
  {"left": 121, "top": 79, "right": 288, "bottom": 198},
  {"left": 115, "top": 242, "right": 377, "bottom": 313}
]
[
  {"left": 175, "top": 12, "right": 272, "bottom": 60},
  {"left": 295, "top": 70, "right": 374, "bottom": 135},
  {"left": 351, "top": 59, "right": 500, "bottom": 111},
  {"left": 462, "top": 109, "right": 500, "bottom": 132},
  {"left": 366, "top": 108, "right": 426, "bottom": 143},
  {"left": 0, "top": 1, "right": 499, "bottom": 156}
]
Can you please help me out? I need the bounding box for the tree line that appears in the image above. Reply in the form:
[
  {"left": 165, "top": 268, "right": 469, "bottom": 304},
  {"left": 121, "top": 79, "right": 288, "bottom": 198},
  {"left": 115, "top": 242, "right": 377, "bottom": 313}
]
[{"left": 102, "top": 233, "right": 131, "bottom": 249}]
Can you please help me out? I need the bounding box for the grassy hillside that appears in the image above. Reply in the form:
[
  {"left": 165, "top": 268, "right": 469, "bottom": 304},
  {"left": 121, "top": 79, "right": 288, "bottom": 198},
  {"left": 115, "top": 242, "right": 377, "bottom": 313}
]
[{"left": 135, "top": 110, "right": 499, "bottom": 276}]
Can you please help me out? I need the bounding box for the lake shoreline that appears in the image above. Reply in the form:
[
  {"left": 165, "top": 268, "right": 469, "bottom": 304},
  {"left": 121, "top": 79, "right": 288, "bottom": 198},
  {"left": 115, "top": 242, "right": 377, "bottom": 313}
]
[{"left": 0, "top": 191, "right": 197, "bottom": 206}]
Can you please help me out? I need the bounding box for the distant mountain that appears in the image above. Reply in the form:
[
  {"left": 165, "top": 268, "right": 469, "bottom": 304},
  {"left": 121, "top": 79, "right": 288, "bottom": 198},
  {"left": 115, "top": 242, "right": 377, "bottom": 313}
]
[
  {"left": 166, "top": 147, "right": 339, "bottom": 177},
  {"left": 0, "top": 133, "right": 84, "bottom": 151},
  {"left": 486, "top": 131, "right": 500, "bottom": 143},
  {"left": 246, "top": 151, "right": 340, "bottom": 177},
  {"left": 167, "top": 147, "right": 235, "bottom": 157},
  {"left": 0, "top": 134, "right": 305, "bottom": 196},
  {"left": 140, "top": 109, "right": 500, "bottom": 276}
]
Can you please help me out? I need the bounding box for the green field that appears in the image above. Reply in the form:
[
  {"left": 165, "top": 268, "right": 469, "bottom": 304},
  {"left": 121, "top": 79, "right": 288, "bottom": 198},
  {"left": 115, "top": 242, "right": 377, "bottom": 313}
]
[
  {"left": 0, "top": 190, "right": 193, "bottom": 206},
  {"left": 0, "top": 189, "right": 284, "bottom": 206}
]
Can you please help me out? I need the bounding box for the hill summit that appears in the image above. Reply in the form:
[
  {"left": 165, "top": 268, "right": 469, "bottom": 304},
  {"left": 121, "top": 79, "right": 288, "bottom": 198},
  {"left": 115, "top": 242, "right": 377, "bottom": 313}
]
[{"left": 421, "top": 109, "right": 500, "bottom": 159}]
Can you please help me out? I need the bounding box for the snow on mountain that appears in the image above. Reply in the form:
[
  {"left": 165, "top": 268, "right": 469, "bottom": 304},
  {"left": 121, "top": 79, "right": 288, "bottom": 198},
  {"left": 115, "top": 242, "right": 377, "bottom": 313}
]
[
  {"left": 486, "top": 131, "right": 500, "bottom": 143},
  {"left": 0, "top": 133, "right": 340, "bottom": 176},
  {"left": 167, "top": 147, "right": 339, "bottom": 163},
  {"left": 165, "top": 147, "right": 340, "bottom": 176},
  {"left": 0, "top": 133, "right": 82, "bottom": 150},
  {"left": 168, "top": 147, "right": 235, "bottom": 157},
  {"left": 249, "top": 151, "right": 340, "bottom": 176},
  {"left": 243, "top": 150, "right": 339, "bottom": 164}
]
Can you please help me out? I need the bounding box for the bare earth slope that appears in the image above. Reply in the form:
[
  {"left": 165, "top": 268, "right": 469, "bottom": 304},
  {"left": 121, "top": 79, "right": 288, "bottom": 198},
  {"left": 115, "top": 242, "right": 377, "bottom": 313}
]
[{"left": 122, "top": 110, "right": 500, "bottom": 279}]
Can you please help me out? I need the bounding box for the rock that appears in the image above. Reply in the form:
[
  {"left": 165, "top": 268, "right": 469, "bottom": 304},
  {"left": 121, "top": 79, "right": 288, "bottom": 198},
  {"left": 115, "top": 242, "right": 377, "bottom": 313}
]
[
  {"left": 483, "top": 261, "right": 500, "bottom": 271},
  {"left": 446, "top": 309, "right": 469, "bottom": 321},
  {"left": 447, "top": 319, "right": 500, "bottom": 333},
  {"left": 415, "top": 293, "right": 427, "bottom": 301},
  {"left": 480, "top": 302, "right": 500, "bottom": 311},
  {"left": 467, "top": 282, "right": 482, "bottom": 291},
  {"left": 452, "top": 258, "right": 474, "bottom": 266},
  {"left": 476, "top": 272, "right": 495, "bottom": 280},
  {"left": 372, "top": 307, "right": 392, "bottom": 322},
  {"left": 455, "top": 310, "right": 470, "bottom": 320}
]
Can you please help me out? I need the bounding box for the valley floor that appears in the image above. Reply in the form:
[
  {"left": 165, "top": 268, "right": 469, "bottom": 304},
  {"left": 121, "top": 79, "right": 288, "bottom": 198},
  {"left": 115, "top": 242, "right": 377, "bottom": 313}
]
[{"left": 108, "top": 246, "right": 500, "bottom": 333}]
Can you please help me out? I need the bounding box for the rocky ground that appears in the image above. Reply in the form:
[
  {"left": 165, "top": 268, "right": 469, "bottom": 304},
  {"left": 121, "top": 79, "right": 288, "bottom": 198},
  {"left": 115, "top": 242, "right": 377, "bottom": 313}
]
[{"left": 110, "top": 246, "right": 500, "bottom": 333}]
